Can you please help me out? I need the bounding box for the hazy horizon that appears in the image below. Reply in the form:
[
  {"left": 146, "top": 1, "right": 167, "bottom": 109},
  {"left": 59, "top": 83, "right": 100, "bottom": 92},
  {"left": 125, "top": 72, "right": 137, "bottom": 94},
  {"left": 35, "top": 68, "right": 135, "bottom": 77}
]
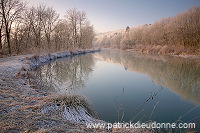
[{"left": 23, "top": 0, "right": 200, "bottom": 32}]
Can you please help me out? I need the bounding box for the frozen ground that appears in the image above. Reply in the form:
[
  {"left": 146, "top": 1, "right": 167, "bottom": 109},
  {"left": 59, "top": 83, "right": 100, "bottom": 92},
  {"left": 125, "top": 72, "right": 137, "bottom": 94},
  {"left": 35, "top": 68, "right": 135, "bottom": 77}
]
[
  {"left": 0, "top": 49, "right": 153, "bottom": 132},
  {"left": 0, "top": 50, "right": 107, "bottom": 132}
]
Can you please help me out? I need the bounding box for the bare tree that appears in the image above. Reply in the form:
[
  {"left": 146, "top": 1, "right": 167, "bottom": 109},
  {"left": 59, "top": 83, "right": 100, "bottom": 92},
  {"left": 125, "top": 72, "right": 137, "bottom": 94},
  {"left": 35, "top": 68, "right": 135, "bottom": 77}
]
[
  {"left": 25, "top": 5, "right": 45, "bottom": 48},
  {"left": 78, "top": 11, "right": 86, "bottom": 47},
  {"left": 41, "top": 6, "right": 59, "bottom": 48},
  {"left": 0, "top": 2, "right": 95, "bottom": 55},
  {"left": 65, "top": 8, "right": 79, "bottom": 48},
  {"left": 0, "top": 13, "right": 3, "bottom": 50},
  {"left": 53, "top": 19, "right": 73, "bottom": 50},
  {"left": 63, "top": 8, "right": 94, "bottom": 50},
  {"left": 81, "top": 22, "right": 95, "bottom": 48},
  {"left": 0, "top": 0, "right": 26, "bottom": 55}
]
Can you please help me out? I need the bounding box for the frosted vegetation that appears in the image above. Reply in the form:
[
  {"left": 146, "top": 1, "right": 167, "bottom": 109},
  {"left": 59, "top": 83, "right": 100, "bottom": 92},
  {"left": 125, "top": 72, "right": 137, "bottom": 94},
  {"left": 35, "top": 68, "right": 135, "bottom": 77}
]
[
  {"left": 95, "top": 6, "right": 200, "bottom": 55},
  {"left": 0, "top": 0, "right": 95, "bottom": 56},
  {"left": 0, "top": 0, "right": 199, "bottom": 56},
  {"left": 0, "top": 0, "right": 199, "bottom": 132}
]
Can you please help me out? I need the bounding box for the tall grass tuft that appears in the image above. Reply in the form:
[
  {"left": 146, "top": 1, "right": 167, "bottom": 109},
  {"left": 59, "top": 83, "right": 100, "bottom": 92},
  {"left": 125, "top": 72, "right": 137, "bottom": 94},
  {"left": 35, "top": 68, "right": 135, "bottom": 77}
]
[{"left": 52, "top": 94, "right": 98, "bottom": 118}]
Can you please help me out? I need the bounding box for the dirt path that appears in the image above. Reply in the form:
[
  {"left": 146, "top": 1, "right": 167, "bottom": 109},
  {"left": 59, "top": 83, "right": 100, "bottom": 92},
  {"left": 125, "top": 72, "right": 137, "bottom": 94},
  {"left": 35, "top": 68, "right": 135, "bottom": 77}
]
[{"left": 0, "top": 55, "right": 72, "bottom": 132}]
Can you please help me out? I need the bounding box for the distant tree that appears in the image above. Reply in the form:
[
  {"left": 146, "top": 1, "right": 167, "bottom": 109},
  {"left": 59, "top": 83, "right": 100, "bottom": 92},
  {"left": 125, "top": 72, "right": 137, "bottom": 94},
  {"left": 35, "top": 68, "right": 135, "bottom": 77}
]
[
  {"left": 65, "top": 8, "right": 79, "bottom": 48},
  {"left": 78, "top": 11, "right": 86, "bottom": 48},
  {"left": 64, "top": 8, "right": 94, "bottom": 49},
  {"left": 95, "top": 5, "right": 200, "bottom": 53},
  {"left": 25, "top": 5, "right": 46, "bottom": 48},
  {"left": 81, "top": 22, "right": 95, "bottom": 48},
  {"left": 53, "top": 19, "right": 73, "bottom": 50},
  {"left": 41, "top": 6, "right": 59, "bottom": 48},
  {"left": 126, "top": 26, "right": 130, "bottom": 32}
]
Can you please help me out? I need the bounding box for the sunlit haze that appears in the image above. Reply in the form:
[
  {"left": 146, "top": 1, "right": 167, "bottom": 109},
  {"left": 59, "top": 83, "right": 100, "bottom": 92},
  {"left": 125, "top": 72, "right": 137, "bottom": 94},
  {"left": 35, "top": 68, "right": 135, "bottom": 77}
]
[{"left": 21, "top": 0, "right": 200, "bottom": 32}]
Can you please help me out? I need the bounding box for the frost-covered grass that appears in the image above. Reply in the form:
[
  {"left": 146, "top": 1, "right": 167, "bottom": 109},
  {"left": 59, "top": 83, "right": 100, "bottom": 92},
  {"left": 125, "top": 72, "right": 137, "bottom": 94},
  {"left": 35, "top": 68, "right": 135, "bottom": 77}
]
[
  {"left": 0, "top": 49, "right": 155, "bottom": 132},
  {"left": 21, "top": 49, "right": 101, "bottom": 71},
  {"left": 52, "top": 94, "right": 96, "bottom": 116},
  {"left": 39, "top": 94, "right": 104, "bottom": 125},
  {"left": 0, "top": 49, "right": 106, "bottom": 132}
]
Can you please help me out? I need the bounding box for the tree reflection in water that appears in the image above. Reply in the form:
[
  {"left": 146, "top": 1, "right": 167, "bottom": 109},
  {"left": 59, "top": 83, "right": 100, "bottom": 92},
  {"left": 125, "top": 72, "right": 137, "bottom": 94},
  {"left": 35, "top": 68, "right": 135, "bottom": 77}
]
[
  {"left": 33, "top": 49, "right": 200, "bottom": 128},
  {"left": 95, "top": 49, "right": 200, "bottom": 106},
  {"left": 35, "top": 54, "right": 95, "bottom": 94},
  {"left": 35, "top": 50, "right": 200, "bottom": 106}
]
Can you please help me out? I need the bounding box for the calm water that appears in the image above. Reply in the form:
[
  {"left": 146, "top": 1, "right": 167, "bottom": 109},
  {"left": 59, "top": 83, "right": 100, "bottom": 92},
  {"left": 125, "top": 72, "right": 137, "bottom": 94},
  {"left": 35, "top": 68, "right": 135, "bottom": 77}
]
[{"left": 35, "top": 49, "right": 200, "bottom": 125}]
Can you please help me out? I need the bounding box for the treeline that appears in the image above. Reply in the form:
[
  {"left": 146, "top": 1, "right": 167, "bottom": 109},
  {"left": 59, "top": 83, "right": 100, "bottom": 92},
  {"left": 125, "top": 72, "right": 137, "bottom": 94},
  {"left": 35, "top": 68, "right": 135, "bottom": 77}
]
[
  {"left": 95, "top": 6, "right": 200, "bottom": 55},
  {"left": 0, "top": 0, "right": 95, "bottom": 55}
]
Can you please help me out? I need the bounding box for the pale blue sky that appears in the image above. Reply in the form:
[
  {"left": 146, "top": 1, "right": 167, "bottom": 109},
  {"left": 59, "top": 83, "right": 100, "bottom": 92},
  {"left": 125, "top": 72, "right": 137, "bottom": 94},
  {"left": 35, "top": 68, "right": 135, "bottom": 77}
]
[{"left": 24, "top": 0, "right": 200, "bottom": 32}]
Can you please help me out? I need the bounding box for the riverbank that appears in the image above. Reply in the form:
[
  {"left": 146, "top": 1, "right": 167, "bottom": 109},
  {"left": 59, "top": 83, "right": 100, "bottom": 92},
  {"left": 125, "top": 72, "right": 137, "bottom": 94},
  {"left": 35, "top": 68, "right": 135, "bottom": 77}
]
[
  {"left": 0, "top": 49, "right": 157, "bottom": 133},
  {"left": 124, "top": 44, "right": 200, "bottom": 59},
  {"left": 0, "top": 49, "right": 108, "bottom": 132}
]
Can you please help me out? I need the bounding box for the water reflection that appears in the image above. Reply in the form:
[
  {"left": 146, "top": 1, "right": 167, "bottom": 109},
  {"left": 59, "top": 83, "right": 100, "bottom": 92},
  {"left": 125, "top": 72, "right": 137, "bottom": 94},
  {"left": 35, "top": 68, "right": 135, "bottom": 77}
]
[
  {"left": 35, "top": 50, "right": 200, "bottom": 106},
  {"left": 35, "top": 49, "right": 200, "bottom": 127},
  {"left": 96, "top": 49, "right": 200, "bottom": 106},
  {"left": 35, "top": 54, "right": 95, "bottom": 94}
]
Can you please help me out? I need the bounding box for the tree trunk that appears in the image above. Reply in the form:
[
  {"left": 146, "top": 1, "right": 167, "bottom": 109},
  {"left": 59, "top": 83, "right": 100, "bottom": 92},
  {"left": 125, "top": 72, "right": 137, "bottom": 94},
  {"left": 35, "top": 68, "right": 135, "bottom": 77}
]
[
  {"left": 6, "top": 28, "right": 11, "bottom": 55},
  {"left": 0, "top": 28, "right": 2, "bottom": 50},
  {"left": 1, "top": 1, "right": 11, "bottom": 55}
]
